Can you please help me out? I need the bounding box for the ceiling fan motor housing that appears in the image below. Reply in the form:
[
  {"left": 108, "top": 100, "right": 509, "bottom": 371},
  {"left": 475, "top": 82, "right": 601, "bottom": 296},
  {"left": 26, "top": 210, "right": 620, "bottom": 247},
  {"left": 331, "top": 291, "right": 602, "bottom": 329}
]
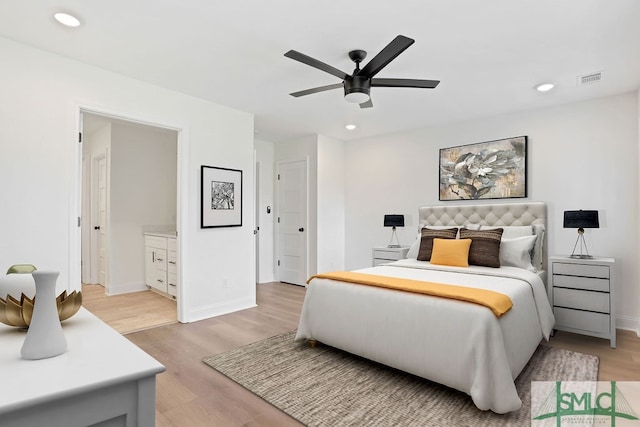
[{"left": 344, "top": 76, "right": 371, "bottom": 102}]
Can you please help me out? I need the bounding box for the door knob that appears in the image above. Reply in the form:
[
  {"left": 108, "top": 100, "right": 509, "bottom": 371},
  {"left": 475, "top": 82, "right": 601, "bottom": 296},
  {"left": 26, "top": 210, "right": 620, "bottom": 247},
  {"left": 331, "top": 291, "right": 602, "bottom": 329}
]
[{"left": 298, "top": 227, "right": 304, "bottom": 232}]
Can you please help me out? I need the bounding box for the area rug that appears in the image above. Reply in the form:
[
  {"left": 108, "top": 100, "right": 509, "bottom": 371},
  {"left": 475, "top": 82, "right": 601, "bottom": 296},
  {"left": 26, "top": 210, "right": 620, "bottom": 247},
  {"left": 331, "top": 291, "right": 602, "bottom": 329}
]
[{"left": 203, "top": 331, "right": 598, "bottom": 427}]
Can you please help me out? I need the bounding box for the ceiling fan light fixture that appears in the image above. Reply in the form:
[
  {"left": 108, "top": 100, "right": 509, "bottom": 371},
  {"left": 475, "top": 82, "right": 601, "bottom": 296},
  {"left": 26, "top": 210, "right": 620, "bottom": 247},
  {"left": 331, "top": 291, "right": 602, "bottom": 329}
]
[
  {"left": 344, "top": 76, "right": 371, "bottom": 104},
  {"left": 344, "top": 91, "right": 370, "bottom": 104}
]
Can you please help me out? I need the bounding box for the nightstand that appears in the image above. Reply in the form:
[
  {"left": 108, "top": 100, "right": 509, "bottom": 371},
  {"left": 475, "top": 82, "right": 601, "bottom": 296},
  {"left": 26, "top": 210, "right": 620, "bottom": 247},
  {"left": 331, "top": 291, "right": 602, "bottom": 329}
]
[
  {"left": 372, "top": 246, "right": 409, "bottom": 266},
  {"left": 548, "top": 256, "right": 616, "bottom": 348}
]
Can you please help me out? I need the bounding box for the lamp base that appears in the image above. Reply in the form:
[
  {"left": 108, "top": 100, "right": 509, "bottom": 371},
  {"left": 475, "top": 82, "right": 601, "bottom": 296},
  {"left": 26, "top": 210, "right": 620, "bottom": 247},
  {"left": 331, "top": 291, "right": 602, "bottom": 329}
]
[
  {"left": 569, "top": 254, "right": 594, "bottom": 259},
  {"left": 570, "top": 231, "right": 592, "bottom": 259},
  {"left": 388, "top": 227, "right": 401, "bottom": 248}
]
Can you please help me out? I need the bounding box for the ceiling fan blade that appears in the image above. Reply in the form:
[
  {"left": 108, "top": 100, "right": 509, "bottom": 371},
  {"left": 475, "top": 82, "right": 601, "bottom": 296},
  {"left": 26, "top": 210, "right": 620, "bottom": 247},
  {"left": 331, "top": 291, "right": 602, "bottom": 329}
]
[
  {"left": 359, "top": 99, "right": 374, "bottom": 109},
  {"left": 285, "top": 50, "right": 349, "bottom": 80},
  {"left": 290, "top": 83, "right": 343, "bottom": 97},
  {"left": 371, "top": 78, "right": 440, "bottom": 89},
  {"left": 357, "top": 35, "right": 415, "bottom": 78}
]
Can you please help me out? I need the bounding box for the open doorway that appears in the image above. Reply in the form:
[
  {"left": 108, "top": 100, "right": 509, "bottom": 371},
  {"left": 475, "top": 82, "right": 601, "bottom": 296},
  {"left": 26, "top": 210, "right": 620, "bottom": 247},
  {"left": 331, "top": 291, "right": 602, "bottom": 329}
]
[{"left": 80, "top": 112, "right": 179, "bottom": 331}]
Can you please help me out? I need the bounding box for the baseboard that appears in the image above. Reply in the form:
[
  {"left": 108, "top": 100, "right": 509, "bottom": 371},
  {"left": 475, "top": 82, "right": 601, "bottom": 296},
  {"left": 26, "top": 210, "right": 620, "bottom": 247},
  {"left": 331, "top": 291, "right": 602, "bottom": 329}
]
[
  {"left": 106, "top": 282, "right": 148, "bottom": 296},
  {"left": 184, "top": 297, "right": 257, "bottom": 323},
  {"left": 616, "top": 314, "right": 640, "bottom": 337}
]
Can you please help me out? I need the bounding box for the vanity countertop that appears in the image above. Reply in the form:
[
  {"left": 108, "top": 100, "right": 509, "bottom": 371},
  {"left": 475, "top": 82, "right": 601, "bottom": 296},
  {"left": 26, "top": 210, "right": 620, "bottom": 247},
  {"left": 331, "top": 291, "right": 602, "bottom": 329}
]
[{"left": 144, "top": 231, "right": 177, "bottom": 239}]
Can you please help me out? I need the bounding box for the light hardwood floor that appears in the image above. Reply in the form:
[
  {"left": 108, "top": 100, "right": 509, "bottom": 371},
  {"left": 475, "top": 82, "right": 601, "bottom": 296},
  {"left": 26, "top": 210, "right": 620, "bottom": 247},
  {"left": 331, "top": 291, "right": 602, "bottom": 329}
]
[
  {"left": 83, "top": 282, "right": 640, "bottom": 427},
  {"left": 81, "top": 284, "right": 177, "bottom": 334}
]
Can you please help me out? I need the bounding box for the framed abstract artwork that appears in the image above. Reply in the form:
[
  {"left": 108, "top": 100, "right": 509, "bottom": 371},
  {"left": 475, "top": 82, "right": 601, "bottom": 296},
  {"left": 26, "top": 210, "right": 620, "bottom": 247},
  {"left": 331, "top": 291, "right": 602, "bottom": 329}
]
[
  {"left": 201, "top": 165, "right": 242, "bottom": 228},
  {"left": 439, "top": 136, "right": 527, "bottom": 201}
]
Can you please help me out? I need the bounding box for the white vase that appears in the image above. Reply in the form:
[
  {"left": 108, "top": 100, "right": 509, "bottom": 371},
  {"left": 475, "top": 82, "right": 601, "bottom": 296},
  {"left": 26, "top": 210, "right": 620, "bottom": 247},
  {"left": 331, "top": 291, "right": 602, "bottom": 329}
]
[{"left": 20, "top": 270, "right": 67, "bottom": 360}]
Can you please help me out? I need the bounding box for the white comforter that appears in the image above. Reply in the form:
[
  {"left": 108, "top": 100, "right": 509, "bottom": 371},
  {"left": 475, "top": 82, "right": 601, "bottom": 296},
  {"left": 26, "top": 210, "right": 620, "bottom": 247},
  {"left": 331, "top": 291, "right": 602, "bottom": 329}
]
[{"left": 295, "top": 259, "right": 555, "bottom": 414}]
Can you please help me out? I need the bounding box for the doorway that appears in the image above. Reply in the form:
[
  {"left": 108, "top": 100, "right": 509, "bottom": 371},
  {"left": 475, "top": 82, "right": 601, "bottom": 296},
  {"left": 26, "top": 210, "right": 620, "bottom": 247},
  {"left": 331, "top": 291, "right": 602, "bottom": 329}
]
[{"left": 80, "top": 111, "right": 179, "bottom": 325}]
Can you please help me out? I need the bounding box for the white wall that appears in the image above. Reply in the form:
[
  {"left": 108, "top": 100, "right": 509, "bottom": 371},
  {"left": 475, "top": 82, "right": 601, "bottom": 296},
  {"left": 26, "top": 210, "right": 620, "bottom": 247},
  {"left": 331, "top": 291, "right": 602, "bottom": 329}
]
[
  {"left": 110, "top": 122, "right": 177, "bottom": 293},
  {"left": 0, "top": 36, "right": 255, "bottom": 322},
  {"left": 255, "top": 139, "right": 276, "bottom": 283},
  {"left": 344, "top": 92, "right": 639, "bottom": 332},
  {"left": 317, "top": 135, "right": 346, "bottom": 272}
]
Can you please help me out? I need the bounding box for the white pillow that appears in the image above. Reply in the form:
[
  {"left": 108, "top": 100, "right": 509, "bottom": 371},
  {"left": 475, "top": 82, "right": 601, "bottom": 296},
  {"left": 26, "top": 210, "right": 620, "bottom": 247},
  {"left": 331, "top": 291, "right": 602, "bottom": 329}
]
[
  {"left": 499, "top": 235, "right": 537, "bottom": 271},
  {"left": 531, "top": 224, "right": 545, "bottom": 271},
  {"left": 406, "top": 233, "right": 421, "bottom": 259},
  {"left": 481, "top": 225, "right": 533, "bottom": 239}
]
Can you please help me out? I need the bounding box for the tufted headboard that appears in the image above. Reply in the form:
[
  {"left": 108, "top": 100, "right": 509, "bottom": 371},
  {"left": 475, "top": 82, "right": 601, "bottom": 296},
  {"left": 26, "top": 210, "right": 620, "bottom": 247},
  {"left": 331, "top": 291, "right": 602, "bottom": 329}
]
[{"left": 418, "top": 202, "right": 547, "bottom": 273}]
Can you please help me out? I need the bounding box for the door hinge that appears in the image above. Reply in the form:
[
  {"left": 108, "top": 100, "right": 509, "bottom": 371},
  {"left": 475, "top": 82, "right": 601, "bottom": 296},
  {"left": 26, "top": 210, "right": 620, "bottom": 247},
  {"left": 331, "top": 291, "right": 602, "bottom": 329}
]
[
  {"left": 77, "top": 217, "right": 81, "bottom": 227},
  {"left": 277, "top": 260, "right": 280, "bottom": 266},
  {"left": 78, "top": 132, "right": 82, "bottom": 143},
  {"left": 277, "top": 174, "right": 280, "bottom": 180},
  {"left": 277, "top": 217, "right": 280, "bottom": 223}
]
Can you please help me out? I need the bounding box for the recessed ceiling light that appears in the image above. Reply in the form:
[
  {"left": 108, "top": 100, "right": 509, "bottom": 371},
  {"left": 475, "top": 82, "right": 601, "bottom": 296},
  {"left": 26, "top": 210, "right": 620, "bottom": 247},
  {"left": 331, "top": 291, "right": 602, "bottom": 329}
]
[
  {"left": 534, "top": 83, "right": 554, "bottom": 92},
  {"left": 345, "top": 124, "right": 357, "bottom": 131},
  {"left": 54, "top": 12, "right": 81, "bottom": 27}
]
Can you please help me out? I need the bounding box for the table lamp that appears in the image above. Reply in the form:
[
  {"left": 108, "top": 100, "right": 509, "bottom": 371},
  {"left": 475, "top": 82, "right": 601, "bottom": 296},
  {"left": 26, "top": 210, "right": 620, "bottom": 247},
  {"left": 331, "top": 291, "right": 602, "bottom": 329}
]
[
  {"left": 384, "top": 214, "right": 404, "bottom": 248},
  {"left": 563, "top": 210, "right": 599, "bottom": 259}
]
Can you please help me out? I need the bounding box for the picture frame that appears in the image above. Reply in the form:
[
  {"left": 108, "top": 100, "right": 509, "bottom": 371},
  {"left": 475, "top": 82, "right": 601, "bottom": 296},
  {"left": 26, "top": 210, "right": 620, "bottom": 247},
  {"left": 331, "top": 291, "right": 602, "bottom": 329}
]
[
  {"left": 439, "top": 136, "right": 527, "bottom": 201},
  {"left": 201, "top": 165, "right": 242, "bottom": 228}
]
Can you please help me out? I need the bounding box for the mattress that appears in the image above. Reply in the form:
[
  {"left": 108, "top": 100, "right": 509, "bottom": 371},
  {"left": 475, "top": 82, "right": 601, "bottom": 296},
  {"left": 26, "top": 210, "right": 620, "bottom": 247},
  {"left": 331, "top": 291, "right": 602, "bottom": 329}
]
[{"left": 295, "top": 259, "right": 555, "bottom": 413}]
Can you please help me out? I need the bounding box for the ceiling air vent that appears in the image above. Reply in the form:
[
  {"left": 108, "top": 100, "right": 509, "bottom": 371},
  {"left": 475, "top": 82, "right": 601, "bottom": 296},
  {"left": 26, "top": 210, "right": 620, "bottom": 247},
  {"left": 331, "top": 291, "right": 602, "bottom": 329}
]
[{"left": 577, "top": 71, "right": 603, "bottom": 86}]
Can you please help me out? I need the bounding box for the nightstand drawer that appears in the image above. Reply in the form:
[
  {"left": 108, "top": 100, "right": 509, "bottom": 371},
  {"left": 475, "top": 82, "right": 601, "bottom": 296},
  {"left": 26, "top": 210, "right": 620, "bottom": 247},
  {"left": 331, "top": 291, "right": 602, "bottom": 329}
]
[
  {"left": 372, "top": 246, "right": 409, "bottom": 267},
  {"left": 552, "top": 275, "right": 609, "bottom": 292},
  {"left": 553, "top": 288, "right": 609, "bottom": 313},
  {"left": 552, "top": 262, "right": 609, "bottom": 279},
  {"left": 554, "top": 307, "right": 610, "bottom": 335},
  {"left": 373, "top": 249, "right": 405, "bottom": 261}
]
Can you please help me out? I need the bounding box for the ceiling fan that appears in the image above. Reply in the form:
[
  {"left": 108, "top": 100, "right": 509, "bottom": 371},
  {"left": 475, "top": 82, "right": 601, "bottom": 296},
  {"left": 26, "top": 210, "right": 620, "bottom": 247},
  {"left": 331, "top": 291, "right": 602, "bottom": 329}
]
[{"left": 284, "top": 35, "right": 440, "bottom": 109}]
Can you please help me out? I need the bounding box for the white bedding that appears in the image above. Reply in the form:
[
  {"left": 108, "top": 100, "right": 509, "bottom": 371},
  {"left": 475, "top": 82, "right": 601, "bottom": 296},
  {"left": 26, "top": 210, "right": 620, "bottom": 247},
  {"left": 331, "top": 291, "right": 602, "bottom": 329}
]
[{"left": 295, "top": 259, "right": 555, "bottom": 414}]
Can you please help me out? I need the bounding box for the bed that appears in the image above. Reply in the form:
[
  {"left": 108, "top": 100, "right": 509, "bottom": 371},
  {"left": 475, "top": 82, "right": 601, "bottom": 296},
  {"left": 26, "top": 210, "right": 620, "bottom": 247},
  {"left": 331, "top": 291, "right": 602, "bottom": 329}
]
[{"left": 295, "top": 202, "right": 555, "bottom": 414}]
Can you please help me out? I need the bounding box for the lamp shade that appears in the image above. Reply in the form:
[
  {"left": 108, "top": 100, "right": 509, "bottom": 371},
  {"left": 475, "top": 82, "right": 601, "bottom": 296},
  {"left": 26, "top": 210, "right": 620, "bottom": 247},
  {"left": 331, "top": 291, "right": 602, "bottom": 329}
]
[
  {"left": 563, "top": 210, "right": 599, "bottom": 229},
  {"left": 384, "top": 214, "right": 404, "bottom": 228}
]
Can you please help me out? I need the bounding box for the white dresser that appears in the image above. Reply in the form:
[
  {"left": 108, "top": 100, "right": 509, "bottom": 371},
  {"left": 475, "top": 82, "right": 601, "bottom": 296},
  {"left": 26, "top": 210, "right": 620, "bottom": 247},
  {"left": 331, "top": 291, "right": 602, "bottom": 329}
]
[
  {"left": 0, "top": 308, "right": 165, "bottom": 426},
  {"left": 372, "top": 246, "right": 409, "bottom": 266},
  {"left": 548, "top": 256, "right": 616, "bottom": 348},
  {"left": 144, "top": 232, "right": 177, "bottom": 297}
]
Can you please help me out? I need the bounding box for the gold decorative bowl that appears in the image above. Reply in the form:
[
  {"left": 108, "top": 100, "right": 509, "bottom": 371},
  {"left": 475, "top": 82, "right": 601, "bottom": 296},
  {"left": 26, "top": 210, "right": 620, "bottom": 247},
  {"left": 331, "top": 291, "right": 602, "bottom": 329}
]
[{"left": 0, "top": 290, "right": 82, "bottom": 327}]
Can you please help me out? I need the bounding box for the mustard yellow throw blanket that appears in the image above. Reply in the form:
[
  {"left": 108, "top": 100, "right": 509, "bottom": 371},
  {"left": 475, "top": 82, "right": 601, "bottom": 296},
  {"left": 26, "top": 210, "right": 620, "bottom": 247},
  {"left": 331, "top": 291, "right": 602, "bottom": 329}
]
[{"left": 307, "top": 271, "right": 512, "bottom": 317}]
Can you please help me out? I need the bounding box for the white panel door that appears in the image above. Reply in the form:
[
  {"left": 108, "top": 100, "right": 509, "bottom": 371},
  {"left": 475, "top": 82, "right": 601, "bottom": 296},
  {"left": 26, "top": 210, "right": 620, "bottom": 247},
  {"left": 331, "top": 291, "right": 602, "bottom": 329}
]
[
  {"left": 277, "top": 160, "right": 307, "bottom": 286},
  {"left": 96, "top": 156, "right": 107, "bottom": 287}
]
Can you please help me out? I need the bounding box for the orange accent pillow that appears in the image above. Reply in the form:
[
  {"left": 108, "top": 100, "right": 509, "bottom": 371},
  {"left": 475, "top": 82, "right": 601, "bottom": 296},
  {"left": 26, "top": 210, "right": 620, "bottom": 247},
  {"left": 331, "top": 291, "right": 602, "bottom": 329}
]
[{"left": 430, "top": 238, "right": 472, "bottom": 267}]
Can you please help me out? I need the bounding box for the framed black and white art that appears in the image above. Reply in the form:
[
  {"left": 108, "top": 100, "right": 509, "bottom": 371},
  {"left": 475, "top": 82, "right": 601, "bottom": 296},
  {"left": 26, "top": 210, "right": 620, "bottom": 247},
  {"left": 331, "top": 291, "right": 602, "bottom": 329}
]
[{"left": 201, "top": 165, "right": 242, "bottom": 228}]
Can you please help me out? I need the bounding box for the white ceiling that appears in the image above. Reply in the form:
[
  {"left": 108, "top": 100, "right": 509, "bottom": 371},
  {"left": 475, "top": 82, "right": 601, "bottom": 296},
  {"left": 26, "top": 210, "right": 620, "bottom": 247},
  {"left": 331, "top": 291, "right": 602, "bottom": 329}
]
[{"left": 1, "top": 1, "right": 639, "bottom": 142}]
